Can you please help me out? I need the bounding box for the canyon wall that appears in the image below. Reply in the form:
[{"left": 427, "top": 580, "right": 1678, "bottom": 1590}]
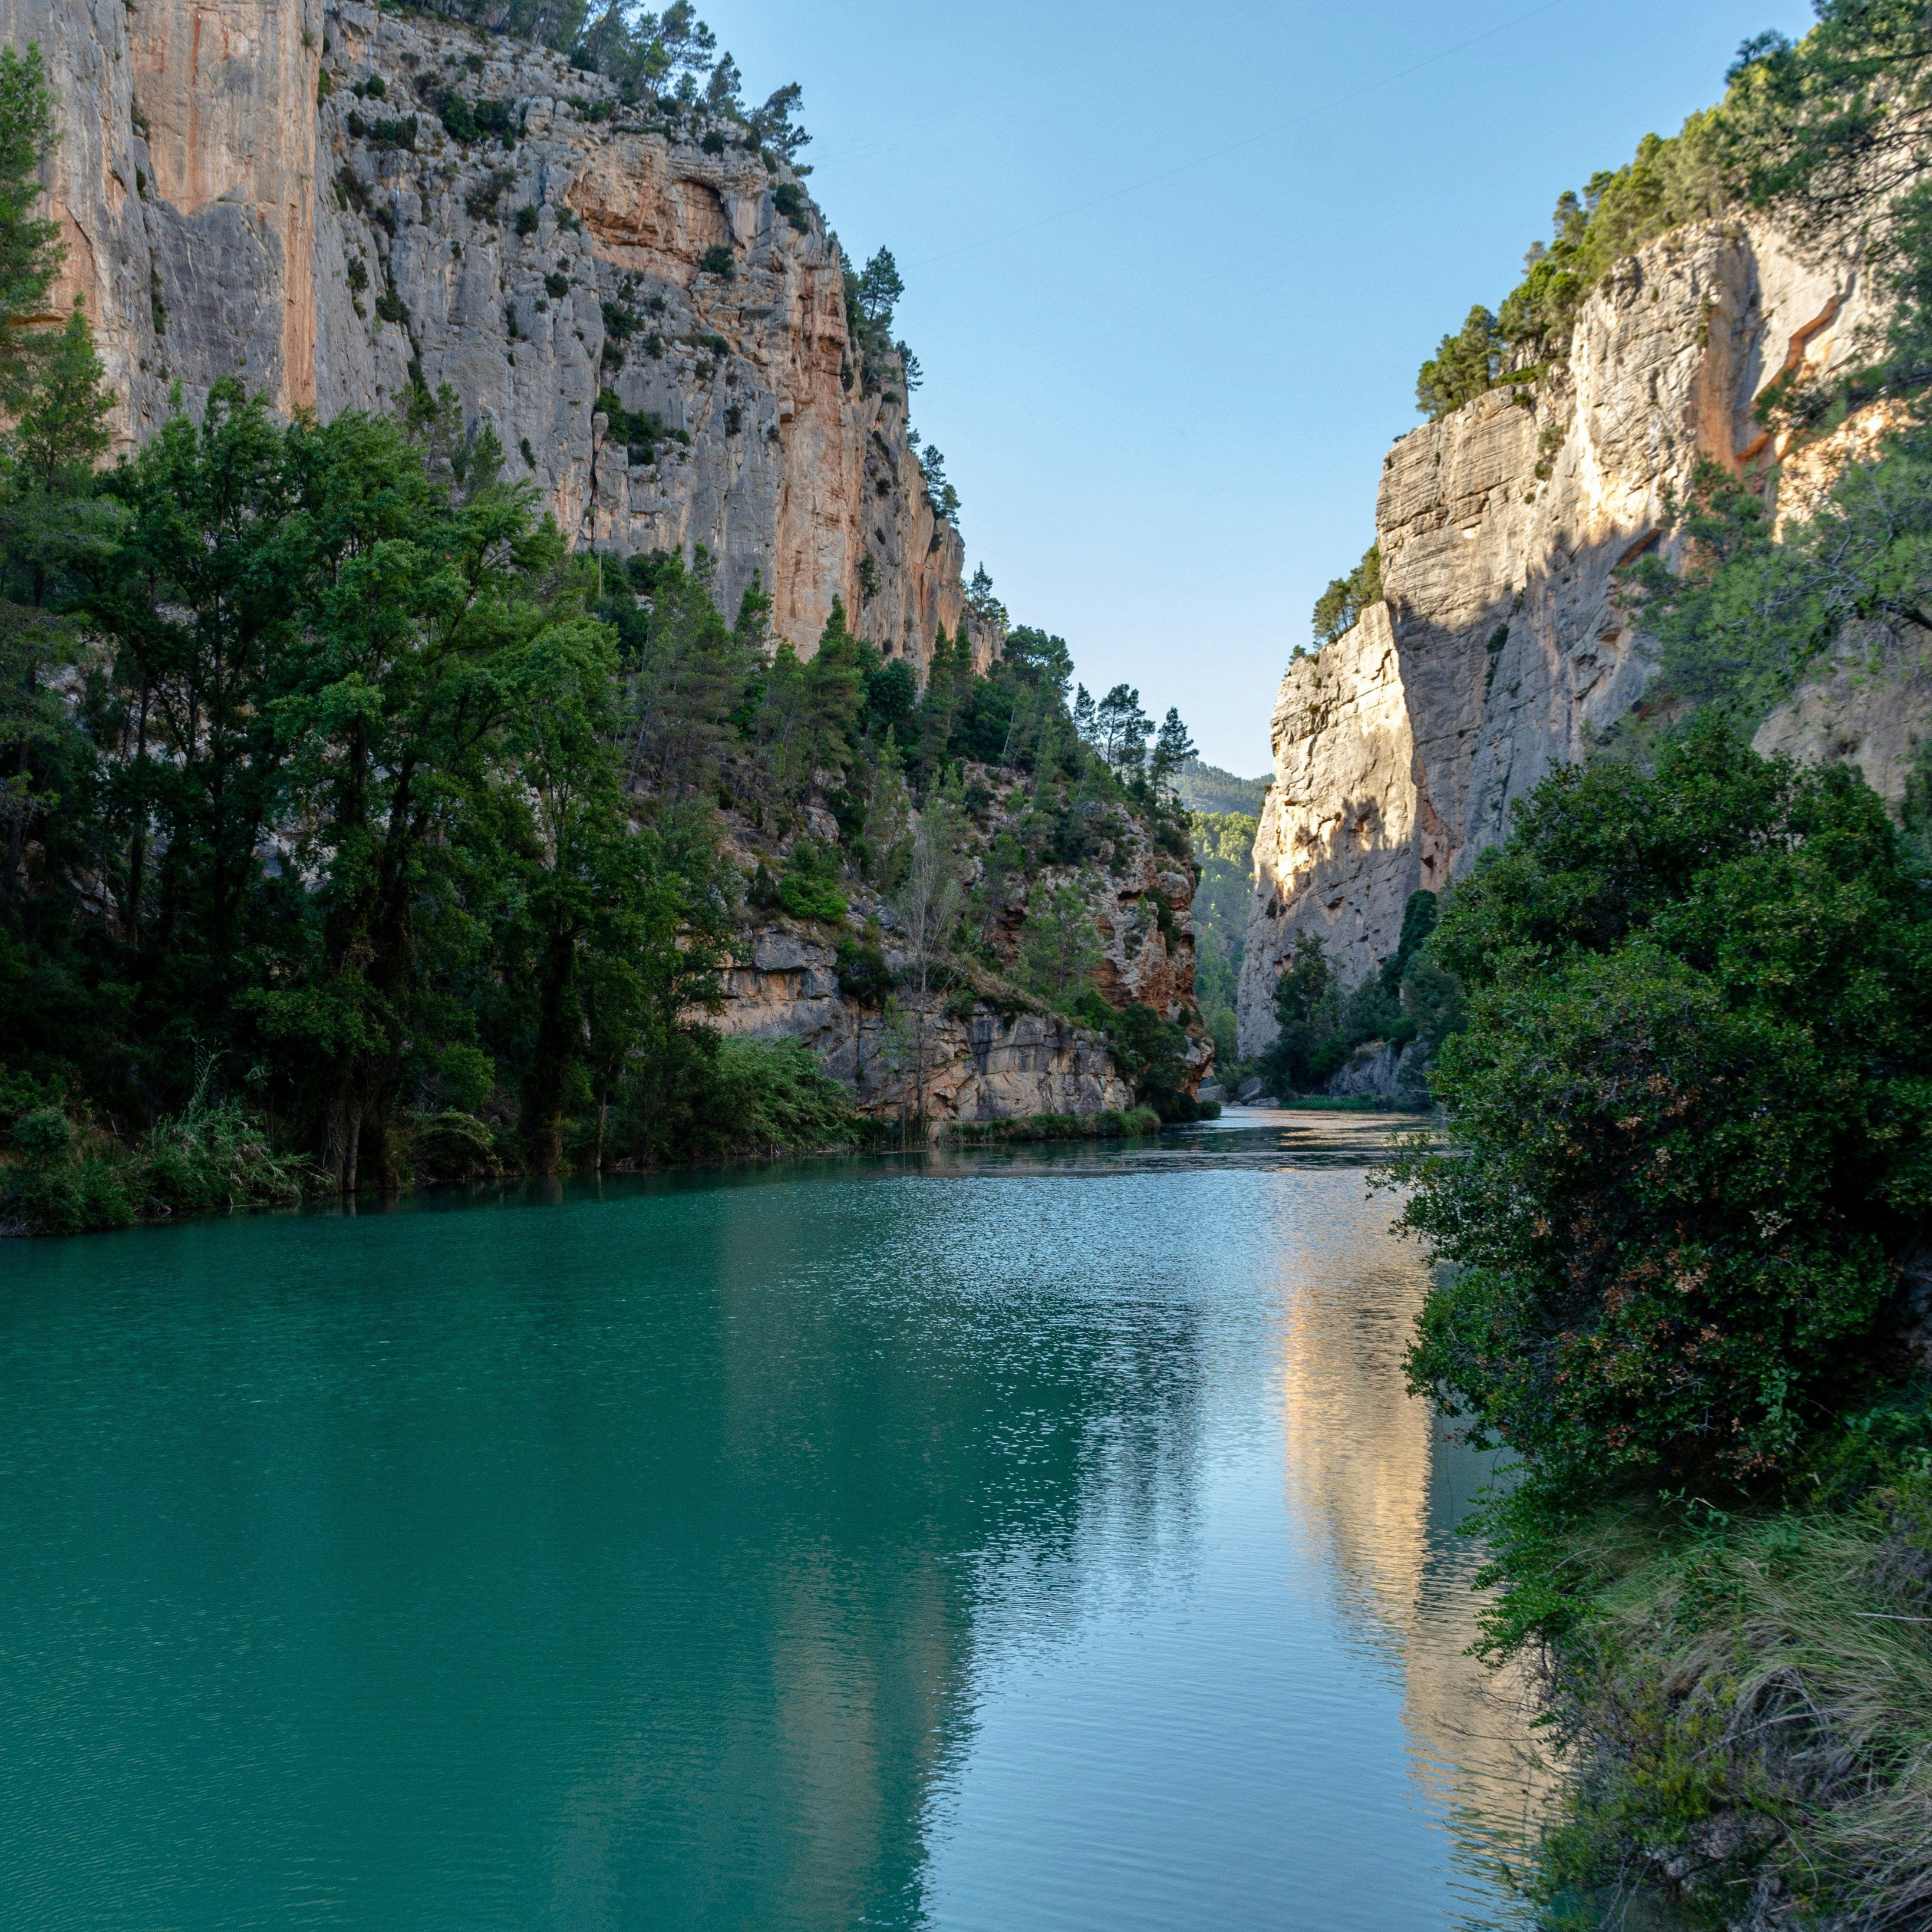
[
  {"left": 1239, "top": 216, "right": 1891, "bottom": 1056},
  {"left": 7, "top": 0, "right": 981, "bottom": 671}
]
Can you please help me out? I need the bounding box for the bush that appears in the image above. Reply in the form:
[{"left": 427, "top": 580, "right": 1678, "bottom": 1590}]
[
  {"left": 777, "top": 840, "right": 847, "bottom": 924},
  {"left": 700, "top": 244, "right": 734, "bottom": 279},
  {"left": 836, "top": 938, "right": 893, "bottom": 1006},
  {"left": 1393, "top": 721, "right": 1932, "bottom": 1484},
  {"left": 1, "top": 1096, "right": 307, "bottom": 1236},
  {"left": 514, "top": 203, "right": 539, "bottom": 236},
  {"left": 772, "top": 182, "right": 807, "bottom": 230},
  {"left": 695, "top": 1036, "right": 861, "bottom": 1157},
  {"left": 438, "top": 91, "right": 479, "bottom": 142}
]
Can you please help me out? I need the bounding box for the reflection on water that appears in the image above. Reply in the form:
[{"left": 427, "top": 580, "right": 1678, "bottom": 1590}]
[{"left": 0, "top": 1109, "right": 1542, "bottom": 1930}]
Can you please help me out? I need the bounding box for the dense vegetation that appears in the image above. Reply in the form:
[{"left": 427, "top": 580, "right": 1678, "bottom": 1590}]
[
  {"left": 1258, "top": 893, "right": 1462, "bottom": 1103},
  {"left": 1386, "top": 728, "right": 1932, "bottom": 1923},
  {"left": 0, "top": 45, "right": 1204, "bottom": 1231},
  {"left": 1309, "top": 544, "right": 1380, "bottom": 649},
  {"left": 421, "top": 0, "right": 810, "bottom": 154}
]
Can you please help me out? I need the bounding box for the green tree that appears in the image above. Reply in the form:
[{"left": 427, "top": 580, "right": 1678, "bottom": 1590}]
[
  {"left": 1310, "top": 543, "right": 1381, "bottom": 647},
  {"left": 1019, "top": 875, "right": 1100, "bottom": 1008},
  {"left": 1415, "top": 306, "right": 1501, "bottom": 420},
  {"left": 1260, "top": 929, "right": 1343, "bottom": 1093},
  {"left": 1149, "top": 707, "right": 1196, "bottom": 798},
  {"left": 1395, "top": 721, "right": 1932, "bottom": 1484},
  {"left": 0, "top": 47, "right": 61, "bottom": 365}
]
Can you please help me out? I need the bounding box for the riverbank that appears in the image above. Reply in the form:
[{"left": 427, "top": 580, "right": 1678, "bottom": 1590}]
[{"left": 1503, "top": 1403, "right": 1932, "bottom": 1930}]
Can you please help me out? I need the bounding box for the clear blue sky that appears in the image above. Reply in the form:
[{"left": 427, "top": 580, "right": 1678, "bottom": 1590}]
[{"left": 714, "top": 0, "right": 1818, "bottom": 774}]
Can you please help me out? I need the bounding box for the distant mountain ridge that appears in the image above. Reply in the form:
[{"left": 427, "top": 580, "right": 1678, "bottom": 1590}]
[{"left": 1173, "top": 759, "right": 1268, "bottom": 816}]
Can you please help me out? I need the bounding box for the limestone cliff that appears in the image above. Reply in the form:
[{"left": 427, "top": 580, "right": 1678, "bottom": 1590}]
[
  {"left": 1239, "top": 216, "right": 1890, "bottom": 1055},
  {"left": 8, "top": 0, "right": 977, "bottom": 670}
]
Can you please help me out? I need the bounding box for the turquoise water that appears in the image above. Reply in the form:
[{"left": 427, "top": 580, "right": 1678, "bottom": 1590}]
[{"left": 0, "top": 1110, "right": 1540, "bottom": 1930}]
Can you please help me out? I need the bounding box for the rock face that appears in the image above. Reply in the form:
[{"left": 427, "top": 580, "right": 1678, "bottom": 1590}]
[
  {"left": 11, "top": 0, "right": 980, "bottom": 670},
  {"left": 1239, "top": 216, "right": 1889, "bottom": 1055},
  {"left": 715, "top": 922, "right": 1136, "bottom": 1123},
  {"left": 711, "top": 770, "right": 1209, "bottom": 1120}
]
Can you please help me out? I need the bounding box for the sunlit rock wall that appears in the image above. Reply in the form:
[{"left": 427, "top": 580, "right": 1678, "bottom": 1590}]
[{"left": 1239, "top": 216, "right": 1890, "bottom": 1056}]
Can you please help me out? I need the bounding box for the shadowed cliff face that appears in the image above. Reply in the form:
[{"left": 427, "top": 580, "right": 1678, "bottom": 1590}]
[
  {"left": 8, "top": 0, "right": 977, "bottom": 671},
  {"left": 1238, "top": 216, "right": 1891, "bottom": 1057}
]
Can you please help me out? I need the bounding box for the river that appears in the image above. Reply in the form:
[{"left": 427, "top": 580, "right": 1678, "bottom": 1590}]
[{"left": 0, "top": 1108, "right": 1544, "bottom": 1930}]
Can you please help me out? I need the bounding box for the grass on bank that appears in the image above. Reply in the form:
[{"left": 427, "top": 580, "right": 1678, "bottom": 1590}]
[{"left": 1509, "top": 1400, "right": 1932, "bottom": 1931}]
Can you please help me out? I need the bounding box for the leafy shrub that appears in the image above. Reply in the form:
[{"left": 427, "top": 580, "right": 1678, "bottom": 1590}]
[
  {"left": 594, "top": 386, "right": 664, "bottom": 462},
  {"left": 464, "top": 167, "right": 515, "bottom": 220},
  {"left": 836, "top": 938, "right": 893, "bottom": 1006},
  {"left": 772, "top": 182, "right": 807, "bottom": 230},
  {"left": 515, "top": 203, "right": 539, "bottom": 236},
  {"left": 1, "top": 1097, "right": 306, "bottom": 1236},
  {"left": 439, "top": 91, "right": 479, "bottom": 141},
  {"left": 777, "top": 840, "right": 847, "bottom": 923},
  {"left": 1393, "top": 721, "right": 1932, "bottom": 1484},
  {"left": 700, "top": 245, "right": 735, "bottom": 279},
  {"left": 694, "top": 1037, "right": 861, "bottom": 1157},
  {"left": 140, "top": 1098, "right": 308, "bottom": 1214}
]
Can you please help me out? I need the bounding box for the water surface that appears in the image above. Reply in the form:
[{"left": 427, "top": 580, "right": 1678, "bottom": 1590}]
[{"left": 0, "top": 1109, "right": 1540, "bottom": 1929}]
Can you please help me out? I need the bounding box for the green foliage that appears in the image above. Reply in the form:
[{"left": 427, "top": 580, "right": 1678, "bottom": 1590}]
[
  {"left": 1310, "top": 544, "right": 1381, "bottom": 647},
  {"left": 1071, "top": 993, "right": 1204, "bottom": 1122},
  {"left": 1172, "top": 758, "right": 1267, "bottom": 816},
  {"left": 777, "top": 840, "right": 848, "bottom": 923},
  {"left": 835, "top": 936, "right": 892, "bottom": 1005},
  {"left": 595, "top": 385, "right": 667, "bottom": 461},
  {"left": 1, "top": 1090, "right": 309, "bottom": 1235},
  {"left": 437, "top": 91, "right": 480, "bottom": 143},
  {"left": 1393, "top": 721, "right": 1932, "bottom": 1485},
  {"left": 689, "top": 1035, "right": 861, "bottom": 1158},
  {"left": 698, "top": 243, "right": 734, "bottom": 278},
  {"left": 1189, "top": 811, "right": 1255, "bottom": 1061},
  {"left": 1019, "top": 878, "right": 1101, "bottom": 1008},
  {"left": 1624, "top": 428, "right": 1932, "bottom": 726},
  {"left": 1260, "top": 930, "right": 1345, "bottom": 1092},
  {"left": 1416, "top": 307, "right": 1502, "bottom": 420},
  {"left": 514, "top": 203, "right": 539, "bottom": 235},
  {"left": 0, "top": 47, "right": 61, "bottom": 361}
]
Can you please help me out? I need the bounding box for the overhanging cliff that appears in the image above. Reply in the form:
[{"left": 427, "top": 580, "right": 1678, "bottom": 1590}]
[{"left": 8, "top": 0, "right": 976, "bottom": 671}]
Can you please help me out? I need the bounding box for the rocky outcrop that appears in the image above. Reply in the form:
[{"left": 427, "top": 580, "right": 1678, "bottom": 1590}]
[
  {"left": 711, "top": 770, "right": 1211, "bottom": 1119},
  {"left": 715, "top": 922, "right": 1136, "bottom": 1122},
  {"left": 1239, "top": 216, "right": 1890, "bottom": 1055},
  {"left": 1751, "top": 618, "right": 1932, "bottom": 803},
  {"left": 10, "top": 0, "right": 978, "bottom": 670}
]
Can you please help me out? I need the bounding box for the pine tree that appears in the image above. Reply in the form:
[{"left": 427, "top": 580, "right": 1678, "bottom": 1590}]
[{"left": 1149, "top": 707, "right": 1196, "bottom": 797}]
